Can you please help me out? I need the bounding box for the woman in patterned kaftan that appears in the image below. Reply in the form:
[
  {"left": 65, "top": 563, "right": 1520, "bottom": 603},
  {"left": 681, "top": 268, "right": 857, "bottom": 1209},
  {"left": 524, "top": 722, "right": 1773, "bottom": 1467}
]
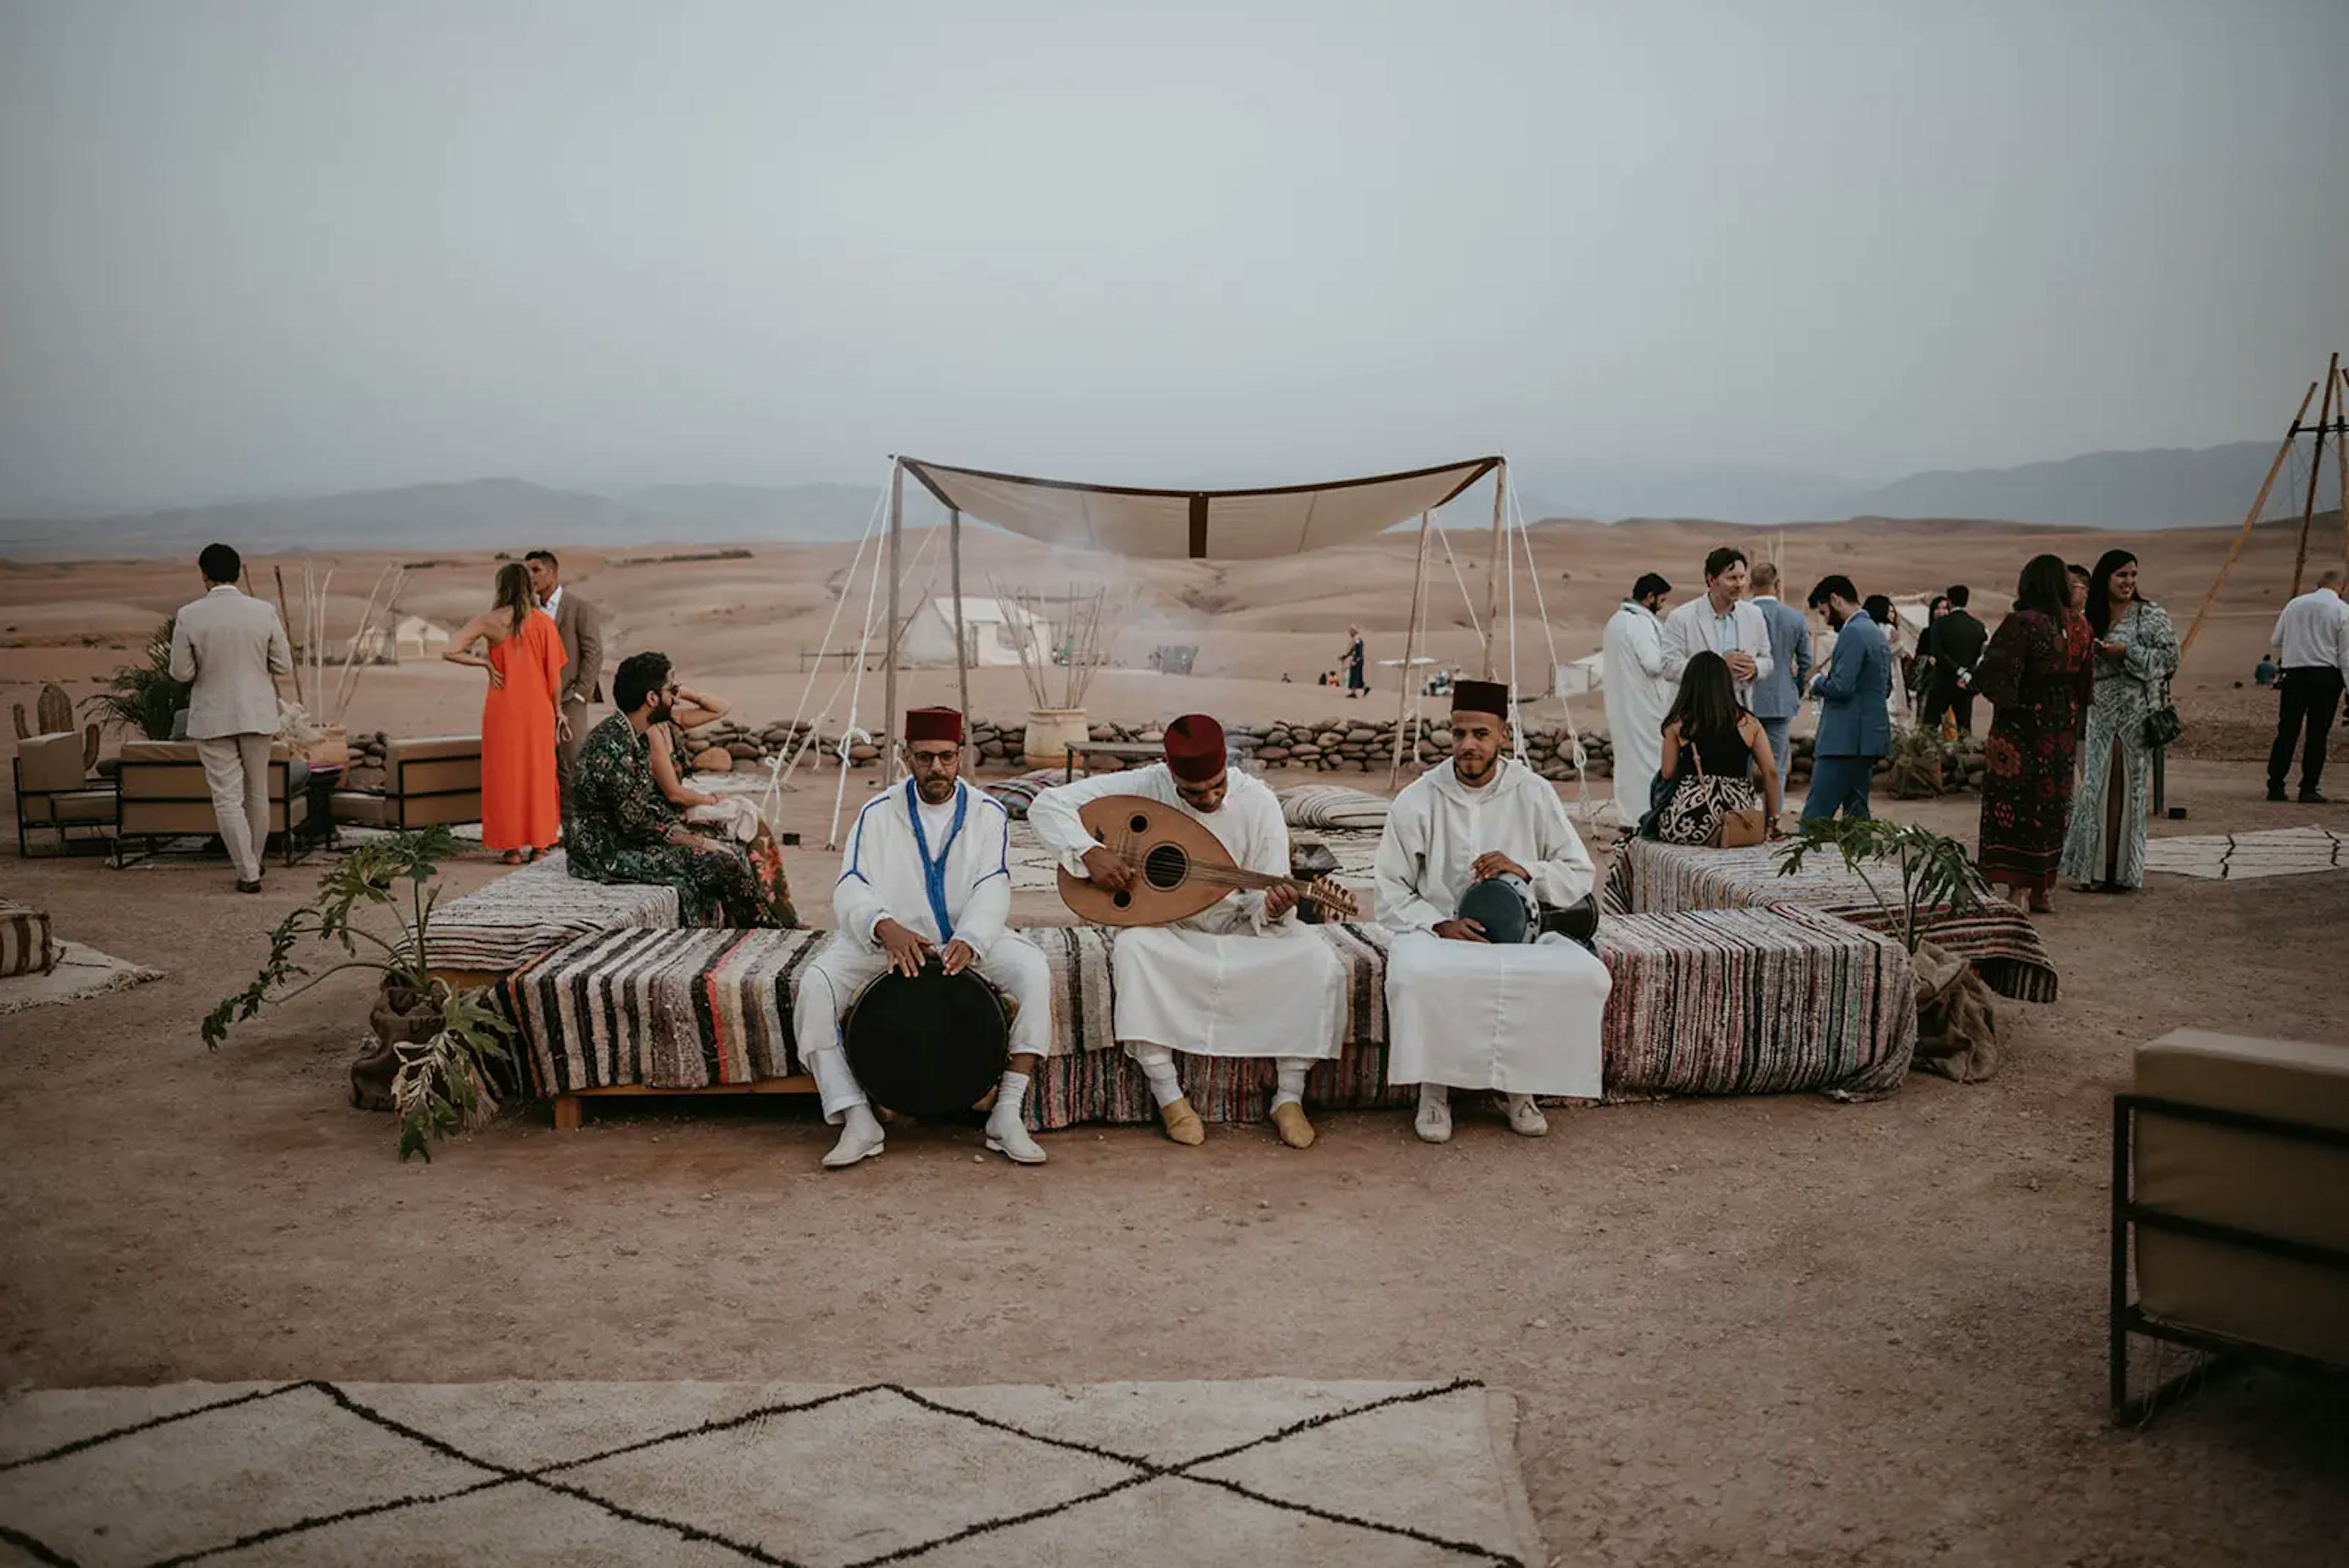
[
  {"left": 565, "top": 652, "right": 785, "bottom": 927},
  {"left": 2058, "top": 551, "right": 2179, "bottom": 893},
  {"left": 1974, "top": 555, "right": 2085, "bottom": 912}
]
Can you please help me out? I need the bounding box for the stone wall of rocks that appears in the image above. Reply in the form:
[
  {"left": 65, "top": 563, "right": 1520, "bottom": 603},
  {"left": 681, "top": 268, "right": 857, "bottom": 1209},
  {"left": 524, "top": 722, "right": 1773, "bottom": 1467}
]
[{"left": 343, "top": 714, "right": 1991, "bottom": 797}]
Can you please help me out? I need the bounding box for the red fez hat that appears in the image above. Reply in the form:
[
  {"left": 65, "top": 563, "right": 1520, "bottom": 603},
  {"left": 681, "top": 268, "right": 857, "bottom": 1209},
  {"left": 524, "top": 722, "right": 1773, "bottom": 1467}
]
[
  {"left": 904, "top": 707, "right": 962, "bottom": 743},
  {"left": 1162, "top": 713, "right": 1226, "bottom": 782},
  {"left": 1451, "top": 679, "right": 1510, "bottom": 719}
]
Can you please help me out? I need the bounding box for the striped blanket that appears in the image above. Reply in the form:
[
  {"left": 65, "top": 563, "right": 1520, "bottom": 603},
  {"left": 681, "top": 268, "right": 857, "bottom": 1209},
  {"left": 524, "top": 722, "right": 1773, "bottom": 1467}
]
[
  {"left": 508, "top": 910, "right": 1913, "bottom": 1121},
  {"left": 1277, "top": 783, "right": 1393, "bottom": 831},
  {"left": 422, "top": 850, "right": 686, "bottom": 973},
  {"left": 510, "top": 926, "right": 1124, "bottom": 1096},
  {"left": 1605, "top": 838, "right": 2059, "bottom": 1004}
]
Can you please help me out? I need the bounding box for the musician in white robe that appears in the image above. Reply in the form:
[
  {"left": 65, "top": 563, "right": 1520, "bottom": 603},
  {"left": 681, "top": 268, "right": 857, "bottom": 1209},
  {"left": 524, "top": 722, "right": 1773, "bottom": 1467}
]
[
  {"left": 795, "top": 708, "right": 1052, "bottom": 1169},
  {"left": 1602, "top": 573, "right": 1674, "bottom": 827},
  {"left": 1029, "top": 713, "right": 1344, "bottom": 1150},
  {"left": 1376, "top": 680, "right": 1612, "bottom": 1143}
]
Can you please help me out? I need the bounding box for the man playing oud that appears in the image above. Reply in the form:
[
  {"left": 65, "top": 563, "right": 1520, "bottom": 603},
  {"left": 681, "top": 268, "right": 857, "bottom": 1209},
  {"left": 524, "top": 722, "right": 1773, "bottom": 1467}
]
[
  {"left": 1030, "top": 713, "right": 1345, "bottom": 1150},
  {"left": 795, "top": 708, "right": 1052, "bottom": 1170},
  {"left": 1375, "top": 680, "right": 1610, "bottom": 1142}
]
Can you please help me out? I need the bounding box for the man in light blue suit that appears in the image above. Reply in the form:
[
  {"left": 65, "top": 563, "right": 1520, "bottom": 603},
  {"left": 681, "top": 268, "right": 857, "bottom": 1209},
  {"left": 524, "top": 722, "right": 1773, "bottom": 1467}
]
[
  {"left": 1745, "top": 561, "right": 1811, "bottom": 800},
  {"left": 1802, "top": 574, "right": 1891, "bottom": 823}
]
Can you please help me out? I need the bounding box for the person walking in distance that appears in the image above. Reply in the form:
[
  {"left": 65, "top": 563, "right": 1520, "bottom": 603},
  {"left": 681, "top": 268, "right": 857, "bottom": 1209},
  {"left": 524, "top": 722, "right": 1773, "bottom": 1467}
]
[
  {"left": 1744, "top": 562, "right": 1811, "bottom": 810},
  {"left": 168, "top": 543, "right": 292, "bottom": 893},
  {"left": 525, "top": 549, "right": 603, "bottom": 825},
  {"left": 2265, "top": 567, "right": 2349, "bottom": 803}
]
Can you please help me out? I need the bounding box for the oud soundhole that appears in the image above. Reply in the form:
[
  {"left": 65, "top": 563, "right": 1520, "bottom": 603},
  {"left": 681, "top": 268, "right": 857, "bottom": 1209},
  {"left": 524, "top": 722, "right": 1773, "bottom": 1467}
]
[
  {"left": 1143, "top": 845, "right": 1189, "bottom": 889},
  {"left": 1111, "top": 889, "right": 1132, "bottom": 908},
  {"left": 1127, "top": 813, "right": 1150, "bottom": 834}
]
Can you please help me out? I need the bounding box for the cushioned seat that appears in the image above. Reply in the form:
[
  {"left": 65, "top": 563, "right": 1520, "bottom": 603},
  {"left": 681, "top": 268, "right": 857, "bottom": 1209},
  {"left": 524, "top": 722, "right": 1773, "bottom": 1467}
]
[
  {"left": 331, "top": 734, "right": 482, "bottom": 830},
  {"left": 13, "top": 732, "right": 115, "bottom": 855},
  {"left": 2120, "top": 1028, "right": 2349, "bottom": 1405},
  {"left": 504, "top": 907, "right": 1917, "bottom": 1128},
  {"left": 114, "top": 739, "right": 309, "bottom": 864}
]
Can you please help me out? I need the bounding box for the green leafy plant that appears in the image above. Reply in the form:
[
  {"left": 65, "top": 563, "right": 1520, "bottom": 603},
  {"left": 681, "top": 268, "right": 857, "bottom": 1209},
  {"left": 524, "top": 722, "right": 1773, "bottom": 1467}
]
[
  {"left": 84, "top": 617, "right": 193, "bottom": 740},
  {"left": 202, "top": 826, "right": 514, "bottom": 1161},
  {"left": 1775, "top": 817, "right": 1991, "bottom": 956}
]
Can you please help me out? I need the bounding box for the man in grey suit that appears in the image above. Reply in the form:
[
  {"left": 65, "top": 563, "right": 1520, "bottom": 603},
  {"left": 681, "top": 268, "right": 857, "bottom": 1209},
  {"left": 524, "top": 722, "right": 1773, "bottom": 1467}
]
[
  {"left": 1745, "top": 561, "right": 1812, "bottom": 800},
  {"left": 525, "top": 549, "right": 604, "bottom": 814},
  {"left": 169, "top": 543, "right": 292, "bottom": 891},
  {"left": 1801, "top": 574, "right": 1891, "bottom": 824}
]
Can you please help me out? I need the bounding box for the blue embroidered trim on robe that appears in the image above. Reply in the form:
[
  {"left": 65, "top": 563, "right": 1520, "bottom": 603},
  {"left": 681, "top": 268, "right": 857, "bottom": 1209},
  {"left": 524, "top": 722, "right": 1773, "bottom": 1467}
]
[{"left": 904, "top": 779, "right": 969, "bottom": 944}]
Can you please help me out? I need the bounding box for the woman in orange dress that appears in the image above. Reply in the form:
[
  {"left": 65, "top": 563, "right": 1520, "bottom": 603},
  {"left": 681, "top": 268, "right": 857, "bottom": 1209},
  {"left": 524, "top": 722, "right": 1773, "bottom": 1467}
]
[{"left": 444, "top": 562, "right": 566, "bottom": 863}]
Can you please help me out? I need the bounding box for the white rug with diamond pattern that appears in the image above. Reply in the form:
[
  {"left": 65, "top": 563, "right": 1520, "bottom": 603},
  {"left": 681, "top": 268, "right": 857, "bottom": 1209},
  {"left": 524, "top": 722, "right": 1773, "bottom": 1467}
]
[{"left": 0, "top": 1378, "right": 1539, "bottom": 1567}]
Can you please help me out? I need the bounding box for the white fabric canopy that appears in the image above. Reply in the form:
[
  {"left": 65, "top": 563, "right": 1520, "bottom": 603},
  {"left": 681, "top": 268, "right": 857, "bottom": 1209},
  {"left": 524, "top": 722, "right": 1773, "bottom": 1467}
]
[{"left": 899, "top": 455, "right": 1501, "bottom": 560}]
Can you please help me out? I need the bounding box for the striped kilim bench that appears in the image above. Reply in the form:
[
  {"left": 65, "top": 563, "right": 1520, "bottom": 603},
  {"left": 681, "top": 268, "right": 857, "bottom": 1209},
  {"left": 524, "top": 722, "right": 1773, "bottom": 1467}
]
[
  {"left": 420, "top": 850, "right": 687, "bottom": 981},
  {"left": 1606, "top": 837, "right": 2059, "bottom": 1004},
  {"left": 504, "top": 907, "right": 1915, "bottom": 1129}
]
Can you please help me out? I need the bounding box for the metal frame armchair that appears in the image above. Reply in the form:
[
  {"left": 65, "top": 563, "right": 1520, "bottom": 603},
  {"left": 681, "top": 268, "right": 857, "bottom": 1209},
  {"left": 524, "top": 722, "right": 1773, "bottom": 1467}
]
[{"left": 2110, "top": 1028, "right": 2349, "bottom": 1424}]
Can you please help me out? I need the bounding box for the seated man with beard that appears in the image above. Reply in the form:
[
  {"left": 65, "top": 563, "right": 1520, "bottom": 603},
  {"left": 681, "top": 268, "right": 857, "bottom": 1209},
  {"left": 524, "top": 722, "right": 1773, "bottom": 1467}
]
[
  {"left": 565, "top": 650, "right": 785, "bottom": 927},
  {"left": 1375, "top": 679, "right": 1611, "bottom": 1143}
]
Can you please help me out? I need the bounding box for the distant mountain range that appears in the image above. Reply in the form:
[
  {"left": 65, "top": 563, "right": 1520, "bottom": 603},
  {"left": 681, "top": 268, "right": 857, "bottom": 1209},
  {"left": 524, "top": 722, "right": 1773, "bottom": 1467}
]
[{"left": 2, "top": 440, "right": 2338, "bottom": 558}]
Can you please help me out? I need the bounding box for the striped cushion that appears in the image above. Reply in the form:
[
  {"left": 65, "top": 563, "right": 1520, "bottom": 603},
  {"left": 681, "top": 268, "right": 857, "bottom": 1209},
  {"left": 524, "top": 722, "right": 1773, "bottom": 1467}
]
[
  {"left": 1606, "top": 838, "right": 2059, "bottom": 1003},
  {"left": 0, "top": 900, "right": 57, "bottom": 978},
  {"left": 421, "top": 850, "right": 685, "bottom": 973}
]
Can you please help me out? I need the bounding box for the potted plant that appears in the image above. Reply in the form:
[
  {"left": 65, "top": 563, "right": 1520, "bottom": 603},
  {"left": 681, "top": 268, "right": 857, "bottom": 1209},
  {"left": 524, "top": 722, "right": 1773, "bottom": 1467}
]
[
  {"left": 201, "top": 825, "right": 516, "bottom": 1161},
  {"left": 84, "top": 618, "right": 193, "bottom": 742},
  {"left": 1775, "top": 817, "right": 2000, "bottom": 1082}
]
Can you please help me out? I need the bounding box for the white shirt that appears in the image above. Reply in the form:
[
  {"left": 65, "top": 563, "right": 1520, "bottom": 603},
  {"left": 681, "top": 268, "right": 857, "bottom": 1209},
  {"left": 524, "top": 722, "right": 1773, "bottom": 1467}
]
[
  {"left": 833, "top": 779, "right": 1013, "bottom": 956},
  {"left": 541, "top": 584, "right": 564, "bottom": 615},
  {"left": 2271, "top": 587, "right": 2349, "bottom": 677}
]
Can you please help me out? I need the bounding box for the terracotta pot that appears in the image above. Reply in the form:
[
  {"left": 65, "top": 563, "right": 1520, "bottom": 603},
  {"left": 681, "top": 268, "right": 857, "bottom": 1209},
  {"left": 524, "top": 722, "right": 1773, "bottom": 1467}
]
[
  {"left": 1023, "top": 708, "right": 1088, "bottom": 771},
  {"left": 352, "top": 981, "right": 442, "bottom": 1112}
]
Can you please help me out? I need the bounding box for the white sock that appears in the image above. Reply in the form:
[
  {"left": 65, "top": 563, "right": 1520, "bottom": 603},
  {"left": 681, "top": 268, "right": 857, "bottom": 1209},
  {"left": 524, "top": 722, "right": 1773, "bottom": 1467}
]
[
  {"left": 992, "top": 1070, "right": 1030, "bottom": 1123},
  {"left": 1271, "top": 1060, "right": 1309, "bottom": 1111},
  {"left": 1135, "top": 1049, "right": 1185, "bottom": 1108},
  {"left": 1418, "top": 1082, "right": 1450, "bottom": 1111}
]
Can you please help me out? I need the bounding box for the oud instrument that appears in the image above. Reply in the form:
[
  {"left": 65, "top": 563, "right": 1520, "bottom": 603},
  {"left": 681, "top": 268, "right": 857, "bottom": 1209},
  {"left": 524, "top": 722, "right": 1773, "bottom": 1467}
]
[{"left": 1056, "top": 794, "right": 1360, "bottom": 927}]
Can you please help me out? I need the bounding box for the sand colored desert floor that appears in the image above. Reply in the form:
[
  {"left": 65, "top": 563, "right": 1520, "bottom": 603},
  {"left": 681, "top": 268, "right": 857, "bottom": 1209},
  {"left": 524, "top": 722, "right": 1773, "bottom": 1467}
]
[
  {"left": 5, "top": 521, "right": 2348, "bottom": 1564},
  {"left": 3, "top": 747, "right": 2347, "bottom": 1567}
]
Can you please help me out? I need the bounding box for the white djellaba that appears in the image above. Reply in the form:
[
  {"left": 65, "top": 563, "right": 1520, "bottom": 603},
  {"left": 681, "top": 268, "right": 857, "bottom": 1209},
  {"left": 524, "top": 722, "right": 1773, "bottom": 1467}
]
[
  {"left": 1374, "top": 750, "right": 1611, "bottom": 1142},
  {"left": 1602, "top": 600, "right": 1674, "bottom": 827}
]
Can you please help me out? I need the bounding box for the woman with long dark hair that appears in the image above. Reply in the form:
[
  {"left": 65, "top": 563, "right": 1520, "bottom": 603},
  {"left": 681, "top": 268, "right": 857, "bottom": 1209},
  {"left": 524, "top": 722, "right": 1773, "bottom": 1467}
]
[
  {"left": 1643, "top": 650, "right": 1781, "bottom": 841},
  {"left": 445, "top": 561, "right": 566, "bottom": 864},
  {"left": 2058, "top": 549, "right": 2178, "bottom": 891},
  {"left": 1975, "top": 555, "right": 2087, "bottom": 912}
]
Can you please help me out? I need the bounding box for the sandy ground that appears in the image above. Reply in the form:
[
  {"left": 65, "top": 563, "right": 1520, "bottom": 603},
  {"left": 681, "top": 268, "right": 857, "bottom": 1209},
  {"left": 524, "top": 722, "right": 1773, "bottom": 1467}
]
[
  {"left": 4, "top": 521, "right": 2348, "bottom": 1564},
  {"left": 3, "top": 748, "right": 2346, "bottom": 1567}
]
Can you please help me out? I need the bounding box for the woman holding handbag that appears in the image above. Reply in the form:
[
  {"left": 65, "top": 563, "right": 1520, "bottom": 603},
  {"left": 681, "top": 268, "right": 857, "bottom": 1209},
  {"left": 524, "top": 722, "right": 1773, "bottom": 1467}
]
[
  {"left": 2059, "top": 549, "right": 2180, "bottom": 892},
  {"left": 1645, "top": 651, "right": 1781, "bottom": 846}
]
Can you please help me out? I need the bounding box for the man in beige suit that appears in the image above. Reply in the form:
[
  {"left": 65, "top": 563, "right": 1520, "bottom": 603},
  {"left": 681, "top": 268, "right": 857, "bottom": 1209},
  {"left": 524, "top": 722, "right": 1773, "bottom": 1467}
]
[
  {"left": 169, "top": 543, "right": 292, "bottom": 892},
  {"left": 525, "top": 549, "right": 603, "bottom": 816}
]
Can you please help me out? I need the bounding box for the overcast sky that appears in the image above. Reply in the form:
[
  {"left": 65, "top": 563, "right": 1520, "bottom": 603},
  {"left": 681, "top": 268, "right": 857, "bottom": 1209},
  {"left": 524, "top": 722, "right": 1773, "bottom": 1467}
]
[{"left": 2, "top": 0, "right": 2344, "bottom": 515}]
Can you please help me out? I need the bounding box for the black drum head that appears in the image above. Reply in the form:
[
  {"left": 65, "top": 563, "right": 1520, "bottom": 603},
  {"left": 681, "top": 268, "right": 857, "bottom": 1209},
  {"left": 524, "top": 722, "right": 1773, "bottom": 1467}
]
[{"left": 843, "top": 963, "right": 1010, "bottom": 1121}]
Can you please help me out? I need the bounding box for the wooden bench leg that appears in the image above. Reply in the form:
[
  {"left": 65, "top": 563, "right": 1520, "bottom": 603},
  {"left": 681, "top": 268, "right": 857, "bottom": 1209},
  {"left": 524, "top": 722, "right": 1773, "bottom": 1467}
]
[{"left": 552, "top": 1095, "right": 584, "bottom": 1131}]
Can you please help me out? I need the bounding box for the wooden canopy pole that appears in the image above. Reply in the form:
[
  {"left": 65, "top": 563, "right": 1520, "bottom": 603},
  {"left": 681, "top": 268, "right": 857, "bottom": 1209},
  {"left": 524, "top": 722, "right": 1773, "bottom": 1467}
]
[
  {"left": 1388, "top": 511, "right": 1433, "bottom": 790},
  {"left": 883, "top": 458, "right": 904, "bottom": 784},
  {"left": 948, "top": 508, "right": 972, "bottom": 771},
  {"left": 2180, "top": 379, "right": 2320, "bottom": 660},
  {"left": 2290, "top": 353, "right": 2339, "bottom": 597},
  {"left": 2336, "top": 366, "right": 2349, "bottom": 576},
  {"left": 1482, "top": 461, "right": 1507, "bottom": 677}
]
